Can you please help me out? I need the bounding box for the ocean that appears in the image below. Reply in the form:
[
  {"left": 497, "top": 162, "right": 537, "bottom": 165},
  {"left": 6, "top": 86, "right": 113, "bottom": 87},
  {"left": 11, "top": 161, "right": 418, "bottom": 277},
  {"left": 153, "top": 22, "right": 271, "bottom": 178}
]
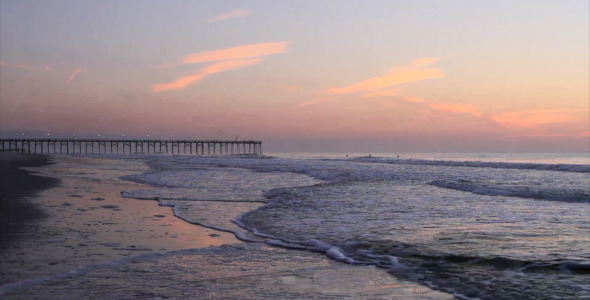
[{"left": 117, "top": 152, "right": 590, "bottom": 299}]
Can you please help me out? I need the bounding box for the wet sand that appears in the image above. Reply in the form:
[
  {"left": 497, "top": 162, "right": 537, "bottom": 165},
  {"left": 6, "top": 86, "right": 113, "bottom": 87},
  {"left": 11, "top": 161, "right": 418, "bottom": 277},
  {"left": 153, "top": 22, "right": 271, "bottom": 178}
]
[
  {"left": 0, "top": 155, "right": 452, "bottom": 299},
  {"left": 0, "top": 155, "right": 238, "bottom": 287},
  {"left": 0, "top": 153, "right": 60, "bottom": 247}
]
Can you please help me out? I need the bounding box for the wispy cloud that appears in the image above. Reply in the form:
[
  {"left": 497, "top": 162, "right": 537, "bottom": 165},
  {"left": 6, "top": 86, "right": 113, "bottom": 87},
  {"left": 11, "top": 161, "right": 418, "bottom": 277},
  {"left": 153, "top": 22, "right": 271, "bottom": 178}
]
[
  {"left": 490, "top": 109, "right": 576, "bottom": 128},
  {"left": 153, "top": 74, "right": 205, "bottom": 93},
  {"left": 153, "top": 41, "right": 288, "bottom": 92},
  {"left": 1, "top": 62, "right": 50, "bottom": 71},
  {"left": 153, "top": 58, "right": 262, "bottom": 92},
  {"left": 14, "top": 64, "right": 38, "bottom": 70},
  {"left": 200, "top": 58, "right": 262, "bottom": 74},
  {"left": 182, "top": 41, "right": 288, "bottom": 64},
  {"left": 326, "top": 58, "right": 444, "bottom": 95},
  {"left": 207, "top": 9, "right": 250, "bottom": 23},
  {"left": 429, "top": 103, "right": 482, "bottom": 117},
  {"left": 66, "top": 68, "right": 81, "bottom": 84},
  {"left": 299, "top": 58, "right": 442, "bottom": 108}
]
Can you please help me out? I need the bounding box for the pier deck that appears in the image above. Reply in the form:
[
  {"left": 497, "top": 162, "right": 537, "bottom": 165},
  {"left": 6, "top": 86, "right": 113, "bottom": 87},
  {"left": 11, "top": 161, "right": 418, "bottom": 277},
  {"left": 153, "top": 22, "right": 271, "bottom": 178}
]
[{"left": 0, "top": 139, "right": 262, "bottom": 155}]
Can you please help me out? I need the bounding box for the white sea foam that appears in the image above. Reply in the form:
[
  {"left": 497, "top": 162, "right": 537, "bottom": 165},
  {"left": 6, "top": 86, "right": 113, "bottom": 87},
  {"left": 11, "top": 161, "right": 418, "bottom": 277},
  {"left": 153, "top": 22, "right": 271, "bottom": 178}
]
[
  {"left": 326, "top": 247, "right": 356, "bottom": 264},
  {"left": 429, "top": 179, "right": 590, "bottom": 202},
  {"left": 115, "top": 154, "right": 590, "bottom": 299},
  {"left": 351, "top": 156, "right": 590, "bottom": 173}
]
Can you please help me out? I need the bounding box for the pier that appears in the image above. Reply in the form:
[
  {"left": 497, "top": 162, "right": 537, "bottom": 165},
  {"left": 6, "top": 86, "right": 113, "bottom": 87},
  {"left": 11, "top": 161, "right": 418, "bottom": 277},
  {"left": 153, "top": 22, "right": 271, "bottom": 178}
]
[{"left": 0, "top": 139, "right": 262, "bottom": 155}]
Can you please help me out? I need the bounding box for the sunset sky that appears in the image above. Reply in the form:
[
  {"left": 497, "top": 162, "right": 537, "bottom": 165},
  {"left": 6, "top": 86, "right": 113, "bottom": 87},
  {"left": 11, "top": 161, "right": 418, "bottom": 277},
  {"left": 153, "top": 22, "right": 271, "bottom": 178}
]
[{"left": 1, "top": 0, "right": 588, "bottom": 152}]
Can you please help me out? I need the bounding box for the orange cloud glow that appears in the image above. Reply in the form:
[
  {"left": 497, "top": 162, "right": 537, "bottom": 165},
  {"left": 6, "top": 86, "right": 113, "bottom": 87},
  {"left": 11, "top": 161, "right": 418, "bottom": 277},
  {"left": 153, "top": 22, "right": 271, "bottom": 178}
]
[
  {"left": 154, "top": 42, "right": 286, "bottom": 92},
  {"left": 153, "top": 58, "right": 262, "bottom": 92},
  {"left": 363, "top": 88, "right": 399, "bottom": 98},
  {"left": 153, "top": 74, "right": 204, "bottom": 92},
  {"left": 405, "top": 97, "right": 426, "bottom": 103},
  {"left": 326, "top": 58, "right": 443, "bottom": 95},
  {"left": 201, "top": 58, "right": 262, "bottom": 74},
  {"left": 182, "top": 41, "right": 288, "bottom": 64},
  {"left": 429, "top": 103, "right": 482, "bottom": 117},
  {"left": 490, "top": 110, "right": 577, "bottom": 128},
  {"left": 207, "top": 9, "right": 250, "bottom": 23}
]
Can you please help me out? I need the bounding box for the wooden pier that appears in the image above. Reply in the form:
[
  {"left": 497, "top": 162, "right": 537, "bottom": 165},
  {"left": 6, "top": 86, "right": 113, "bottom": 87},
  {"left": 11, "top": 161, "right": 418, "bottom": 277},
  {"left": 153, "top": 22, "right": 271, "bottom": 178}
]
[{"left": 0, "top": 139, "right": 262, "bottom": 155}]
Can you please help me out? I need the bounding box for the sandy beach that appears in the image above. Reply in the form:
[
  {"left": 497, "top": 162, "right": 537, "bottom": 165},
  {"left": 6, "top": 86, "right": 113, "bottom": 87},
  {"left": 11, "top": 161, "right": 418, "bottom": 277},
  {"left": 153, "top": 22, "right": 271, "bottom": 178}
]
[{"left": 0, "top": 154, "right": 452, "bottom": 299}]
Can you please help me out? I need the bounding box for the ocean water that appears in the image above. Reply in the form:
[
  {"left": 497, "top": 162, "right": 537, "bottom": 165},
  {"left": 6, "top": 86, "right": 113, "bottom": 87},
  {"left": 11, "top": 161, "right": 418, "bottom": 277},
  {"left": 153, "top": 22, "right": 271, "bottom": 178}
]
[{"left": 120, "top": 153, "right": 590, "bottom": 299}]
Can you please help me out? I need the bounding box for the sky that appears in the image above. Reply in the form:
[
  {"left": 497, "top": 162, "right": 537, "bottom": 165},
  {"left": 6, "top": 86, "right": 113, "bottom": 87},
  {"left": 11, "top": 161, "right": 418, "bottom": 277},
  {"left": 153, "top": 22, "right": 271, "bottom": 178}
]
[{"left": 1, "top": 0, "right": 588, "bottom": 153}]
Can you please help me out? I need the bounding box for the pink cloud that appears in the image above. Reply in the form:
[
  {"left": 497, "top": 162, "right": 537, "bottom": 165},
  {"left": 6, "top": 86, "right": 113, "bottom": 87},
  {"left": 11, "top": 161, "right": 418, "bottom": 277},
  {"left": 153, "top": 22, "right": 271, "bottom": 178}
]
[
  {"left": 2, "top": 62, "right": 50, "bottom": 71},
  {"left": 201, "top": 58, "right": 262, "bottom": 74},
  {"left": 429, "top": 103, "right": 482, "bottom": 117},
  {"left": 66, "top": 68, "right": 81, "bottom": 84},
  {"left": 153, "top": 42, "right": 287, "bottom": 92},
  {"left": 207, "top": 9, "right": 250, "bottom": 23},
  {"left": 326, "top": 58, "right": 444, "bottom": 95},
  {"left": 14, "top": 64, "right": 37, "bottom": 70},
  {"left": 182, "top": 41, "right": 288, "bottom": 64},
  {"left": 153, "top": 74, "right": 205, "bottom": 93},
  {"left": 405, "top": 97, "right": 425, "bottom": 103},
  {"left": 490, "top": 110, "right": 577, "bottom": 128},
  {"left": 153, "top": 58, "right": 262, "bottom": 92}
]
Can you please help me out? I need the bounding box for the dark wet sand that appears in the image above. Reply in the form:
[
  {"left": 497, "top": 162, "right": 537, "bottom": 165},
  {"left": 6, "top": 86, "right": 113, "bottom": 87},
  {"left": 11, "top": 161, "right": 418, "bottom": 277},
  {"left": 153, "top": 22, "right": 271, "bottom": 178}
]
[{"left": 0, "top": 153, "right": 60, "bottom": 247}]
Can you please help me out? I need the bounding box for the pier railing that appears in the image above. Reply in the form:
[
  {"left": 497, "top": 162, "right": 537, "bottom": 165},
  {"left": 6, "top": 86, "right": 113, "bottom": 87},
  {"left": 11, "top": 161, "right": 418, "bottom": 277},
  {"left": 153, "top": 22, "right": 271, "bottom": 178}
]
[{"left": 0, "top": 139, "right": 262, "bottom": 155}]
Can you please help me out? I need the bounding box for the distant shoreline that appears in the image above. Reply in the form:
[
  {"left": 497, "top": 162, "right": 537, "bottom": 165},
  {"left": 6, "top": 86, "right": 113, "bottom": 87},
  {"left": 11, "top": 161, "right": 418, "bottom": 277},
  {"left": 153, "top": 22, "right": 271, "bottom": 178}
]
[{"left": 0, "top": 152, "right": 60, "bottom": 247}]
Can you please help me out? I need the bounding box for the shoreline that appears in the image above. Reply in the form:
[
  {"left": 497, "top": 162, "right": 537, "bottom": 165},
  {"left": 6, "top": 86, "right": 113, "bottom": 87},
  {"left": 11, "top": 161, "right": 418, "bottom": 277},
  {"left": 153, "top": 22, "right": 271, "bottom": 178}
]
[
  {"left": 0, "top": 155, "right": 239, "bottom": 286},
  {"left": 1, "top": 154, "right": 453, "bottom": 299}
]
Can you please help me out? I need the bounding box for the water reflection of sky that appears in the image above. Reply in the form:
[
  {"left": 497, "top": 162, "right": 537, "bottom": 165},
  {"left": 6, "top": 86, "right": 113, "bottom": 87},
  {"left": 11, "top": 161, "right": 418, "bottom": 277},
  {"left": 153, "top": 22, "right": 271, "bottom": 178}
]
[{"left": 269, "top": 152, "right": 590, "bottom": 165}]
